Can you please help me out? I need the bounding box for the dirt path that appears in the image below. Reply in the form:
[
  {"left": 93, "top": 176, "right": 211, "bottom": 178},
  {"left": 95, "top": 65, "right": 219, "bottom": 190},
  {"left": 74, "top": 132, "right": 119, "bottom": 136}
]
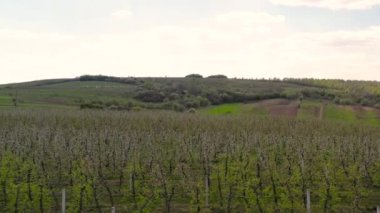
[{"left": 319, "top": 102, "right": 326, "bottom": 121}]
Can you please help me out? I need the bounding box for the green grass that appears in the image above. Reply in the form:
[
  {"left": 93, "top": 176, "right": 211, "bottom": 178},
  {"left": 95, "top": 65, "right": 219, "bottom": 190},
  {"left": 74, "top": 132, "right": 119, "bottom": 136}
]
[
  {"left": 297, "top": 101, "right": 321, "bottom": 119},
  {"left": 204, "top": 101, "right": 380, "bottom": 126},
  {"left": 203, "top": 103, "right": 269, "bottom": 116},
  {"left": 0, "top": 95, "right": 11, "bottom": 106},
  {"left": 357, "top": 109, "right": 380, "bottom": 126},
  {"left": 206, "top": 103, "right": 242, "bottom": 115},
  {"left": 324, "top": 105, "right": 356, "bottom": 123},
  {"left": 322, "top": 105, "right": 380, "bottom": 126},
  {"left": 0, "top": 81, "right": 137, "bottom": 108}
]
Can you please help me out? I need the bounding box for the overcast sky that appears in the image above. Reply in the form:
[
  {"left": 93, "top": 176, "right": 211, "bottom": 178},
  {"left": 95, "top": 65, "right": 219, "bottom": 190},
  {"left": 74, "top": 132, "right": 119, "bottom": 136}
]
[{"left": 1, "top": 0, "right": 380, "bottom": 84}]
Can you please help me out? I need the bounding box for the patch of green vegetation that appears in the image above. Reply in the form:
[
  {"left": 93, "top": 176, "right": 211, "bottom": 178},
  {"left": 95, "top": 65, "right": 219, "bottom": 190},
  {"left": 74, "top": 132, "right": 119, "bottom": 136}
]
[
  {"left": 203, "top": 103, "right": 269, "bottom": 116},
  {"left": 297, "top": 101, "right": 321, "bottom": 119},
  {"left": 358, "top": 109, "right": 380, "bottom": 126},
  {"left": 324, "top": 105, "right": 356, "bottom": 123},
  {"left": 0, "top": 96, "right": 11, "bottom": 106},
  {"left": 206, "top": 103, "right": 242, "bottom": 115},
  {"left": 0, "top": 81, "right": 138, "bottom": 108}
]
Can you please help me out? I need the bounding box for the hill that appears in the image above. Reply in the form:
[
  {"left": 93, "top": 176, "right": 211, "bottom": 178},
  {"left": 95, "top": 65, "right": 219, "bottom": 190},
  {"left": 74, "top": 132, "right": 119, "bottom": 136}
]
[{"left": 1, "top": 75, "right": 380, "bottom": 124}]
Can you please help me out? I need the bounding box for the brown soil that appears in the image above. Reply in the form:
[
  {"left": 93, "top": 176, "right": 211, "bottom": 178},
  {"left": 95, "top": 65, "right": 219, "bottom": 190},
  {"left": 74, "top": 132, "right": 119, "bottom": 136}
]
[
  {"left": 319, "top": 103, "right": 327, "bottom": 121},
  {"left": 254, "top": 99, "right": 300, "bottom": 118},
  {"left": 309, "top": 107, "right": 319, "bottom": 118},
  {"left": 351, "top": 105, "right": 365, "bottom": 119},
  {"left": 268, "top": 105, "right": 299, "bottom": 117},
  {"left": 256, "top": 99, "right": 291, "bottom": 107}
]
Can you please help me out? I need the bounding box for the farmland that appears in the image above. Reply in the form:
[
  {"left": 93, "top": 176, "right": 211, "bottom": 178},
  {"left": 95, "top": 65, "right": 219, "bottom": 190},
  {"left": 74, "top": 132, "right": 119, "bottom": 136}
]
[
  {"left": 0, "top": 77, "right": 380, "bottom": 212},
  {"left": 0, "top": 110, "right": 379, "bottom": 212},
  {"left": 203, "top": 99, "right": 380, "bottom": 126},
  {"left": 1, "top": 76, "right": 380, "bottom": 113}
]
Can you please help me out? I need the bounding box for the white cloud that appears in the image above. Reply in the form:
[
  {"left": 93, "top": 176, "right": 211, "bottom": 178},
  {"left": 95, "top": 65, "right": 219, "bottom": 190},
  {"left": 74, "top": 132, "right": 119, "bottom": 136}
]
[
  {"left": 212, "top": 11, "right": 286, "bottom": 35},
  {"left": 214, "top": 11, "right": 285, "bottom": 27},
  {"left": 270, "top": 0, "right": 380, "bottom": 10},
  {"left": 1, "top": 11, "right": 380, "bottom": 83},
  {"left": 110, "top": 10, "right": 133, "bottom": 21}
]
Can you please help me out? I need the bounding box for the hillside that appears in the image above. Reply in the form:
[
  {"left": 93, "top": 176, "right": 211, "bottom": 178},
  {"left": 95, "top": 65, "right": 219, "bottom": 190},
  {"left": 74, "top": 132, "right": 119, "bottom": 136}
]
[{"left": 1, "top": 75, "right": 380, "bottom": 124}]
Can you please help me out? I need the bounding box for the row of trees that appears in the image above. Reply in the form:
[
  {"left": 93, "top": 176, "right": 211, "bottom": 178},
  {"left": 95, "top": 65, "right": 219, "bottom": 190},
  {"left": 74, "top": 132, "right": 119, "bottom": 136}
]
[
  {"left": 185, "top": 74, "right": 228, "bottom": 79},
  {"left": 0, "top": 110, "right": 379, "bottom": 212}
]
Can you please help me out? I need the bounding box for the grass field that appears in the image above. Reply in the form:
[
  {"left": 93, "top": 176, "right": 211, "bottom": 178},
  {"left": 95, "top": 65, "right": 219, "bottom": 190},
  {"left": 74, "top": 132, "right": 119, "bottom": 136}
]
[
  {"left": 0, "top": 95, "right": 11, "bottom": 106},
  {"left": 324, "top": 105, "right": 356, "bottom": 122},
  {"left": 0, "top": 81, "right": 137, "bottom": 108},
  {"left": 203, "top": 99, "right": 380, "bottom": 126}
]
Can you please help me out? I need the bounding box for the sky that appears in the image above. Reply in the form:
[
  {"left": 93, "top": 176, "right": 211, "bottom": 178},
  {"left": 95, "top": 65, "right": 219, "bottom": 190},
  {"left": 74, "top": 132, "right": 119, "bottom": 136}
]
[{"left": 1, "top": 0, "right": 380, "bottom": 84}]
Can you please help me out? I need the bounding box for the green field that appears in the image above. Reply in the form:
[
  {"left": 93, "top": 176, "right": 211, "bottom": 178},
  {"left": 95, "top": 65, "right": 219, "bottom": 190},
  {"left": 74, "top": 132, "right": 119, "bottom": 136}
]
[{"left": 202, "top": 100, "right": 380, "bottom": 126}]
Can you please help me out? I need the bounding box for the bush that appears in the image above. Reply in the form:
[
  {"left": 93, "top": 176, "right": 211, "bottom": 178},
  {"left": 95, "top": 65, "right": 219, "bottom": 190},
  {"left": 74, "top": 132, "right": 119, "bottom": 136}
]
[
  {"left": 334, "top": 98, "right": 354, "bottom": 105},
  {"left": 197, "top": 96, "right": 210, "bottom": 107},
  {"left": 172, "top": 102, "right": 185, "bottom": 112},
  {"left": 187, "top": 108, "right": 197, "bottom": 113},
  {"left": 168, "top": 93, "right": 181, "bottom": 101},
  {"left": 80, "top": 101, "right": 105, "bottom": 110},
  {"left": 132, "top": 106, "right": 143, "bottom": 111},
  {"left": 181, "top": 97, "right": 201, "bottom": 109},
  {"left": 205, "top": 91, "right": 222, "bottom": 105},
  {"left": 185, "top": 74, "right": 203, "bottom": 78},
  {"left": 207, "top": 75, "right": 228, "bottom": 79},
  {"left": 135, "top": 91, "right": 165, "bottom": 103}
]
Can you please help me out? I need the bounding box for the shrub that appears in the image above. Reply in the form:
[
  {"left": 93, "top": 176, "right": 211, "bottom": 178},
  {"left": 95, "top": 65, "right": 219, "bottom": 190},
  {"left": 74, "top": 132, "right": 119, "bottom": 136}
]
[
  {"left": 197, "top": 96, "right": 210, "bottom": 107},
  {"left": 187, "top": 108, "right": 197, "bottom": 113},
  {"left": 135, "top": 91, "right": 165, "bottom": 103},
  {"left": 185, "top": 74, "right": 203, "bottom": 78},
  {"left": 205, "top": 91, "right": 222, "bottom": 105},
  {"left": 80, "top": 102, "right": 104, "bottom": 110},
  {"left": 172, "top": 102, "right": 185, "bottom": 112},
  {"left": 181, "top": 97, "right": 201, "bottom": 109},
  {"left": 207, "top": 75, "right": 228, "bottom": 79},
  {"left": 168, "top": 93, "right": 181, "bottom": 101},
  {"left": 132, "top": 106, "right": 143, "bottom": 111},
  {"left": 334, "top": 98, "right": 354, "bottom": 105}
]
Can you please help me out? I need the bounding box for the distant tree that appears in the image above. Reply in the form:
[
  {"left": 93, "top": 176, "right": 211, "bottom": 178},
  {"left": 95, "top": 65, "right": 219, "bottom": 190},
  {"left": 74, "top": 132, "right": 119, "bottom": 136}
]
[
  {"left": 12, "top": 98, "right": 17, "bottom": 107},
  {"left": 185, "top": 74, "right": 203, "bottom": 79},
  {"left": 207, "top": 75, "right": 228, "bottom": 79},
  {"left": 11, "top": 90, "right": 18, "bottom": 107},
  {"left": 79, "top": 75, "right": 108, "bottom": 81}
]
